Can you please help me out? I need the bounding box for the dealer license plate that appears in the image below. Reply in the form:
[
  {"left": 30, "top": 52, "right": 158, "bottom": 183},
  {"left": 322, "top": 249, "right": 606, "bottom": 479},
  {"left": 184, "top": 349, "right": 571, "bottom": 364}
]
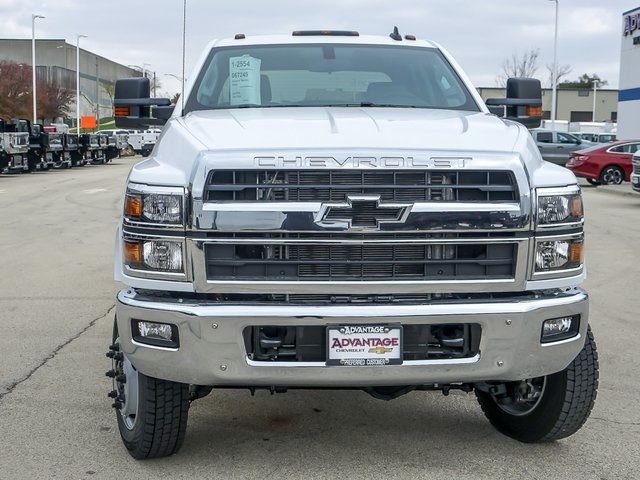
[
  {"left": 633, "top": 176, "right": 639, "bottom": 186},
  {"left": 326, "top": 325, "right": 403, "bottom": 366}
]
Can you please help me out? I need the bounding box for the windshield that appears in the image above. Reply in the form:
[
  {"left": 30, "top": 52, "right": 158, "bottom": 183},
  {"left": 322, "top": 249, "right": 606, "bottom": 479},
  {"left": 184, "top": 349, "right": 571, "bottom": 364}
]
[{"left": 186, "top": 44, "right": 479, "bottom": 112}]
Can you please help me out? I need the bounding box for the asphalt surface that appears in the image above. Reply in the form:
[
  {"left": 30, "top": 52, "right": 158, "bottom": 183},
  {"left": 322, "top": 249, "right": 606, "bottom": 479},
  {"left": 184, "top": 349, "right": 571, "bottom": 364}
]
[{"left": 0, "top": 159, "right": 638, "bottom": 479}]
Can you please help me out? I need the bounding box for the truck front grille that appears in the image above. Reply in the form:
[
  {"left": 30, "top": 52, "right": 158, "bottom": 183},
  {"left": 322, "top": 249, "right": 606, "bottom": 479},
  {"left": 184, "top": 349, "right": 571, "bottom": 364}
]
[
  {"left": 205, "top": 170, "right": 518, "bottom": 203},
  {"left": 205, "top": 240, "right": 517, "bottom": 281},
  {"left": 633, "top": 159, "right": 640, "bottom": 175}
]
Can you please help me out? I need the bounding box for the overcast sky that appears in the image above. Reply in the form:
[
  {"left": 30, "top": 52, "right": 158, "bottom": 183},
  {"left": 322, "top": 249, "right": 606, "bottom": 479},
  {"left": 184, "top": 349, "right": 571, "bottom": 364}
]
[{"left": 1, "top": 0, "right": 638, "bottom": 95}]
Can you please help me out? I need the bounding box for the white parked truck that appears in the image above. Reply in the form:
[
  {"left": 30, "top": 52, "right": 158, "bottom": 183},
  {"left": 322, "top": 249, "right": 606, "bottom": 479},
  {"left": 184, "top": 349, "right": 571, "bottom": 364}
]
[
  {"left": 0, "top": 119, "right": 30, "bottom": 172},
  {"left": 126, "top": 129, "right": 160, "bottom": 157},
  {"left": 110, "top": 30, "right": 597, "bottom": 459}
]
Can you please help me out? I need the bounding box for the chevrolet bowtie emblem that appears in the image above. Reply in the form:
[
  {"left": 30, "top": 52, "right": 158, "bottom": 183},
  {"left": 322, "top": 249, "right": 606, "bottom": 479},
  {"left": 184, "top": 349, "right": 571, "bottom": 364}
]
[
  {"left": 369, "top": 346, "right": 393, "bottom": 355},
  {"left": 315, "top": 195, "right": 412, "bottom": 230}
]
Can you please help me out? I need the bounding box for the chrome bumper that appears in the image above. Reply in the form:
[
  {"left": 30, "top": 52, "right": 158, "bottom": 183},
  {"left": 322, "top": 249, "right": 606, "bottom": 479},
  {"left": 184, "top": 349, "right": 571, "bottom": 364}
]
[
  {"left": 116, "top": 288, "right": 589, "bottom": 387},
  {"left": 632, "top": 173, "right": 640, "bottom": 191}
]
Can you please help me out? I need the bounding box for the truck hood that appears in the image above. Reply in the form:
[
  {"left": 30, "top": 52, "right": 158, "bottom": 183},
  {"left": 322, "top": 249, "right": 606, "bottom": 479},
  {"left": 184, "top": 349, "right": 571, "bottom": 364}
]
[{"left": 181, "top": 107, "right": 522, "bottom": 154}]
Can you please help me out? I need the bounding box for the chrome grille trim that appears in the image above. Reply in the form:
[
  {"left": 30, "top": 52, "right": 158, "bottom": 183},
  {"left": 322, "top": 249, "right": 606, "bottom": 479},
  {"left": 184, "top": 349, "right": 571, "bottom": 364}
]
[
  {"left": 188, "top": 152, "right": 533, "bottom": 293},
  {"left": 204, "top": 169, "right": 518, "bottom": 203}
]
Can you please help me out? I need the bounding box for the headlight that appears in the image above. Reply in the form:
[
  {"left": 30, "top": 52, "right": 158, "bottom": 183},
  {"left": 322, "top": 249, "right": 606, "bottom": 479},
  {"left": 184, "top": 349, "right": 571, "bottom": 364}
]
[
  {"left": 535, "top": 238, "right": 583, "bottom": 272},
  {"left": 536, "top": 188, "right": 583, "bottom": 227},
  {"left": 124, "top": 183, "right": 185, "bottom": 226},
  {"left": 124, "top": 239, "right": 183, "bottom": 273}
]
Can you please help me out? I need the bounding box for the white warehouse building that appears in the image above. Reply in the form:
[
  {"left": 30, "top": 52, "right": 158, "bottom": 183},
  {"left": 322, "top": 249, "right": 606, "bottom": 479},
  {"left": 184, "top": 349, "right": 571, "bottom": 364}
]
[{"left": 618, "top": 6, "right": 640, "bottom": 140}]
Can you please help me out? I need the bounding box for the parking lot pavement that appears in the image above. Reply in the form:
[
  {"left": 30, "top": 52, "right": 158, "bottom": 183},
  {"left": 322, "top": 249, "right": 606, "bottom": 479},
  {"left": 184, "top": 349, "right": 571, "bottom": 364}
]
[
  {"left": 0, "top": 161, "right": 129, "bottom": 398},
  {"left": 0, "top": 164, "right": 639, "bottom": 479},
  {"left": 578, "top": 178, "right": 640, "bottom": 198}
]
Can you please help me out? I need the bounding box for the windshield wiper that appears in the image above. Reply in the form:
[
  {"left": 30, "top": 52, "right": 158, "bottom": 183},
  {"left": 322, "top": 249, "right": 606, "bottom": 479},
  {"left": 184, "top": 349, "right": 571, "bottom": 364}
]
[
  {"left": 309, "top": 103, "right": 419, "bottom": 108},
  {"left": 358, "top": 102, "right": 418, "bottom": 108},
  {"left": 216, "top": 103, "right": 420, "bottom": 109}
]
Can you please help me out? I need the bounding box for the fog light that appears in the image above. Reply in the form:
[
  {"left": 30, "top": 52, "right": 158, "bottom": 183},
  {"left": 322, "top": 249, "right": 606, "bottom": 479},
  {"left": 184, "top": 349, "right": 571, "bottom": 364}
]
[
  {"left": 541, "top": 315, "right": 580, "bottom": 343},
  {"left": 132, "top": 320, "right": 179, "bottom": 348}
]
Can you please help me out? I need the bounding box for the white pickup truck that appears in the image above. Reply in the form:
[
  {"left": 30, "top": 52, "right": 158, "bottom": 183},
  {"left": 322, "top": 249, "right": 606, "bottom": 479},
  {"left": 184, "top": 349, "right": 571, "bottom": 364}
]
[{"left": 110, "top": 30, "right": 597, "bottom": 459}]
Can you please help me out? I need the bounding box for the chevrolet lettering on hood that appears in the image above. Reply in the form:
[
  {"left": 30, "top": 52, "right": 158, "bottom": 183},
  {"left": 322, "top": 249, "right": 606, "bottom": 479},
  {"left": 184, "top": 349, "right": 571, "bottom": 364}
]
[{"left": 254, "top": 156, "right": 468, "bottom": 169}]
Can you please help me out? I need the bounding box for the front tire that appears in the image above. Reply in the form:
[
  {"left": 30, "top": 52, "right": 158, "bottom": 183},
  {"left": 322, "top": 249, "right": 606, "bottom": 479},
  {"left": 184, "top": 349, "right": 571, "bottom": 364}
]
[
  {"left": 476, "top": 327, "right": 598, "bottom": 443},
  {"left": 110, "top": 319, "right": 190, "bottom": 459}
]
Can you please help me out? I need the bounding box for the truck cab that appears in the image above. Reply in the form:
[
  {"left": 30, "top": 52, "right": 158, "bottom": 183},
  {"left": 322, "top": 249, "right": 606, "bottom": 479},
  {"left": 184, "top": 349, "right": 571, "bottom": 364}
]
[
  {"left": 80, "top": 133, "right": 103, "bottom": 164},
  {"left": 0, "top": 119, "right": 30, "bottom": 173},
  {"left": 108, "top": 31, "right": 597, "bottom": 459},
  {"left": 43, "top": 125, "right": 66, "bottom": 169}
]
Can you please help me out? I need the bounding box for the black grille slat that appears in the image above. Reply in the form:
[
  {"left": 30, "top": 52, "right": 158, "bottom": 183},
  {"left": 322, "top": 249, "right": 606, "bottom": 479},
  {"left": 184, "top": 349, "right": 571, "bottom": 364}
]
[
  {"left": 205, "top": 242, "right": 517, "bottom": 281},
  {"left": 205, "top": 170, "right": 518, "bottom": 203}
]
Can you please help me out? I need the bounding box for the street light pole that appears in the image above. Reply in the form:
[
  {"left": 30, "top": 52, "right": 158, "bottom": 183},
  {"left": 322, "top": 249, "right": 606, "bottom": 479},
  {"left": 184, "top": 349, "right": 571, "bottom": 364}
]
[
  {"left": 550, "top": 0, "right": 559, "bottom": 131},
  {"left": 31, "top": 14, "right": 45, "bottom": 125},
  {"left": 592, "top": 80, "right": 598, "bottom": 122},
  {"left": 164, "top": 73, "right": 185, "bottom": 82},
  {"left": 76, "top": 34, "right": 88, "bottom": 135}
]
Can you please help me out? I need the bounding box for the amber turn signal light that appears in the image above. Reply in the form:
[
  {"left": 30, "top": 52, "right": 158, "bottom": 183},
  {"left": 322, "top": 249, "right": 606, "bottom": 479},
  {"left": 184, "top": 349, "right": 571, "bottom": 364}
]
[
  {"left": 123, "top": 240, "right": 143, "bottom": 266},
  {"left": 124, "top": 194, "right": 142, "bottom": 218},
  {"left": 114, "top": 106, "right": 130, "bottom": 117},
  {"left": 570, "top": 196, "right": 583, "bottom": 218},
  {"left": 569, "top": 240, "right": 584, "bottom": 265},
  {"left": 527, "top": 105, "right": 543, "bottom": 117}
]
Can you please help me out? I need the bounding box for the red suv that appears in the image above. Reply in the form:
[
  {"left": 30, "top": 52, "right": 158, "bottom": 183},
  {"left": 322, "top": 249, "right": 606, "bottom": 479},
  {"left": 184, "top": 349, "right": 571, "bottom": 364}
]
[{"left": 566, "top": 140, "right": 640, "bottom": 185}]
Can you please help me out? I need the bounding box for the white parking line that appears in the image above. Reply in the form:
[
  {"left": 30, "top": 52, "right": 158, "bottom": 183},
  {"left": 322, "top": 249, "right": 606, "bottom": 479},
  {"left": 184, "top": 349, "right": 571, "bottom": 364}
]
[
  {"left": 82, "top": 188, "right": 108, "bottom": 194},
  {"left": 0, "top": 189, "right": 5, "bottom": 194}
]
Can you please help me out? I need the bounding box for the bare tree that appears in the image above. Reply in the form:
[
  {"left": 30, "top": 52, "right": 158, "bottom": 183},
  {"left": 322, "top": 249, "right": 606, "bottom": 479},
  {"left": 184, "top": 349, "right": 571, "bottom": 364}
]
[
  {"left": 546, "top": 63, "right": 572, "bottom": 88},
  {"left": 496, "top": 48, "right": 540, "bottom": 87},
  {"left": 103, "top": 81, "right": 116, "bottom": 106}
]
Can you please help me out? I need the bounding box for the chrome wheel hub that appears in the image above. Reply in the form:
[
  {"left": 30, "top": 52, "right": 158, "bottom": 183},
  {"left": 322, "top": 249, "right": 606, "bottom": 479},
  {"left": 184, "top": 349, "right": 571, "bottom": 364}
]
[{"left": 112, "top": 339, "right": 139, "bottom": 430}]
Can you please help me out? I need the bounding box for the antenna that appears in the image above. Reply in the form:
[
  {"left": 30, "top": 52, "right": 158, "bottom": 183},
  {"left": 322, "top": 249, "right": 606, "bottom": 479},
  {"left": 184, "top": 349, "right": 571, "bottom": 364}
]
[
  {"left": 389, "top": 26, "right": 402, "bottom": 41},
  {"left": 181, "top": 0, "right": 187, "bottom": 114}
]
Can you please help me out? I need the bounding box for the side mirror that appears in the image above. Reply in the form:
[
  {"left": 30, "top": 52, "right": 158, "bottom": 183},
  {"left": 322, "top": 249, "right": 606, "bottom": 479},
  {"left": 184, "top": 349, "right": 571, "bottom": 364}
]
[
  {"left": 114, "top": 77, "right": 171, "bottom": 129},
  {"left": 487, "top": 105, "right": 504, "bottom": 117},
  {"left": 485, "top": 78, "right": 543, "bottom": 129}
]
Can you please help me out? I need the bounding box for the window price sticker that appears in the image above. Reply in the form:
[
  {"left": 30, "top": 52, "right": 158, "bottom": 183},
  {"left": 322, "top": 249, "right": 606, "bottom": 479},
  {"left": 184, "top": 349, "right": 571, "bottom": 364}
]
[{"left": 229, "top": 55, "right": 262, "bottom": 106}]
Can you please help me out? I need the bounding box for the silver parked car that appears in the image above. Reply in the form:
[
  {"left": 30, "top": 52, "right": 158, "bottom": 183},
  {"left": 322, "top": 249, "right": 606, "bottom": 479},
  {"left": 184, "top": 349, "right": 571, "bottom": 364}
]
[{"left": 530, "top": 129, "right": 595, "bottom": 166}]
